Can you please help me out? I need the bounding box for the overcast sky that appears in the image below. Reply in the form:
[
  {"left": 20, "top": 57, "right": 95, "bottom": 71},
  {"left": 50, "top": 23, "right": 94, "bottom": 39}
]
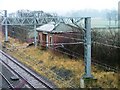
[{"left": 0, "top": 0, "right": 119, "bottom": 15}]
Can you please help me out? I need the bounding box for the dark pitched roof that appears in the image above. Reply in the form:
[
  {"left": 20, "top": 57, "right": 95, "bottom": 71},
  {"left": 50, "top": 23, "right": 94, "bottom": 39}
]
[{"left": 36, "top": 22, "right": 81, "bottom": 33}]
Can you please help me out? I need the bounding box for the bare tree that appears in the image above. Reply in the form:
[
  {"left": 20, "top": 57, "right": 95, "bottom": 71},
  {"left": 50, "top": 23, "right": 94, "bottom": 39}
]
[{"left": 106, "top": 10, "right": 118, "bottom": 26}]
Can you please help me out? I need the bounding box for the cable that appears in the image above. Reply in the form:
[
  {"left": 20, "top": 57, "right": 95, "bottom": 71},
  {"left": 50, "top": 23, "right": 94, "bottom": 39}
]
[
  {"left": 38, "top": 39, "right": 84, "bottom": 46},
  {"left": 48, "top": 46, "right": 79, "bottom": 59},
  {"left": 11, "top": 25, "right": 120, "bottom": 49},
  {"left": 38, "top": 39, "right": 83, "bottom": 57},
  {"left": 92, "top": 41, "right": 120, "bottom": 49},
  {"left": 53, "top": 35, "right": 84, "bottom": 41},
  {"left": 92, "top": 36, "right": 120, "bottom": 45},
  {"left": 92, "top": 59, "right": 119, "bottom": 72},
  {"left": 47, "top": 42, "right": 83, "bottom": 45},
  {"left": 39, "top": 38, "right": 120, "bottom": 49},
  {"left": 48, "top": 45, "right": 119, "bottom": 72},
  {"left": 58, "top": 32, "right": 83, "bottom": 36},
  {"left": 61, "top": 46, "right": 81, "bottom": 56}
]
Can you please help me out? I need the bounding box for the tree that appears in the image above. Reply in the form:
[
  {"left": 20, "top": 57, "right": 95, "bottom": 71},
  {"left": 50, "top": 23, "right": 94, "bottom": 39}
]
[{"left": 106, "top": 10, "right": 118, "bottom": 26}]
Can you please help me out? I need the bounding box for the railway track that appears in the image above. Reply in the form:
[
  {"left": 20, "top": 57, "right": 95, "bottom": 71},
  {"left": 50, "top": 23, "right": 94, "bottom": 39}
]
[
  {"left": 0, "top": 50, "right": 56, "bottom": 90},
  {"left": 0, "top": 59, "right": 37, "bottom": 89},
  {"left": 0, "top": 72, "right": 14, "bottom": 89}
]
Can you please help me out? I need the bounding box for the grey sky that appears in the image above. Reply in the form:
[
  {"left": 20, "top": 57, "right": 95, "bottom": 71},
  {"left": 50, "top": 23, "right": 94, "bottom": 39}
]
[{"left": 0, "top": 0, "right": 119, "bottom": 15}]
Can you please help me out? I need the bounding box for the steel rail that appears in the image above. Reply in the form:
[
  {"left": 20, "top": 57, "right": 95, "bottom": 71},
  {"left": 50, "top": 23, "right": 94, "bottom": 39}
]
[
  {"left": 0, "top": 72, "right": 14, "bottom": 89},
  {"left": 0, "top": 50, "right": 54, "bottom": 90},
  {"left": 0, "top": 58, "right": 36, "bottom": 90}
]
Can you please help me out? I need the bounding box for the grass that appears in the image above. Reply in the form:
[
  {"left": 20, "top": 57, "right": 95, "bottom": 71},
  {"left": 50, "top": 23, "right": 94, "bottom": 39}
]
[{"left": 1, "top": 33, "right": 119, "bottom": 88}]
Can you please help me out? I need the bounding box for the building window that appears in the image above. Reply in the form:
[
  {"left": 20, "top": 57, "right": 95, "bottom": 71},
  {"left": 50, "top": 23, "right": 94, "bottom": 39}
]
[{"left": 50, "top": 36, "right": 52, "bottom": 47}]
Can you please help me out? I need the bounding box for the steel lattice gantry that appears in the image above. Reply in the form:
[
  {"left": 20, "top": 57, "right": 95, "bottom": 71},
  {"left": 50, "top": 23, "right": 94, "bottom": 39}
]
[{"left": 0, "top": 10, "right": 93, "bottom": 80}]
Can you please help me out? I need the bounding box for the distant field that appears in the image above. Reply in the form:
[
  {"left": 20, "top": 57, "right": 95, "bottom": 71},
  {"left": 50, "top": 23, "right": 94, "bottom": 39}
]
[{"left": 91, "top": 18, "right": 118, "bottom": 28}]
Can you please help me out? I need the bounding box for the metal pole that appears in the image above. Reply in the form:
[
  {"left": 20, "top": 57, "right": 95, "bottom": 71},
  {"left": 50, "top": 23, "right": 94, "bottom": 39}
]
[
  {"left": 46, "top": 34, "right": 49, "bottom": 47},
  {"left": 4, "top": 10, "right": 8, "bottom": 42},
  {"left": 118, "top": 5, "right": 120, "bottom": 84},
  {"left": 118, "top": 1, "right": 120, "bottom": 52},
  {"left": 34, "top": 13, "right": 37, "bottom": 47},
  {"left": 34, "top": 23, "right": 37, "bottom": 47},
  {"left": 83, "top": 17, "right": 93, "bottom": 78}
]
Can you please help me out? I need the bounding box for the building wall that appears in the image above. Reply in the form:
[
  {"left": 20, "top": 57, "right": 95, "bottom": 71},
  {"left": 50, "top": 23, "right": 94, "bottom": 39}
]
[
  {"left": 53, "top": 33, "right": 77, "bottom": 43},
  {"left": 38, "top": 32, "right": 46, "bottom": 47},
  {"left": 38, "top": 32, "right": 52, "bottom": 47},
  {"left": 38, "top": 32, "right": 82, "bottom": 48},
  {"left": 50, "top": 32, "right": 79, "bottom": 48}
]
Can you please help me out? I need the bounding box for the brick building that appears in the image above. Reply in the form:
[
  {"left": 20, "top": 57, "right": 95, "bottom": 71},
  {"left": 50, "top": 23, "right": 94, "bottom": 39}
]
[{"left": 36, "top": 22, "right": 82, "bottom": 48}]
